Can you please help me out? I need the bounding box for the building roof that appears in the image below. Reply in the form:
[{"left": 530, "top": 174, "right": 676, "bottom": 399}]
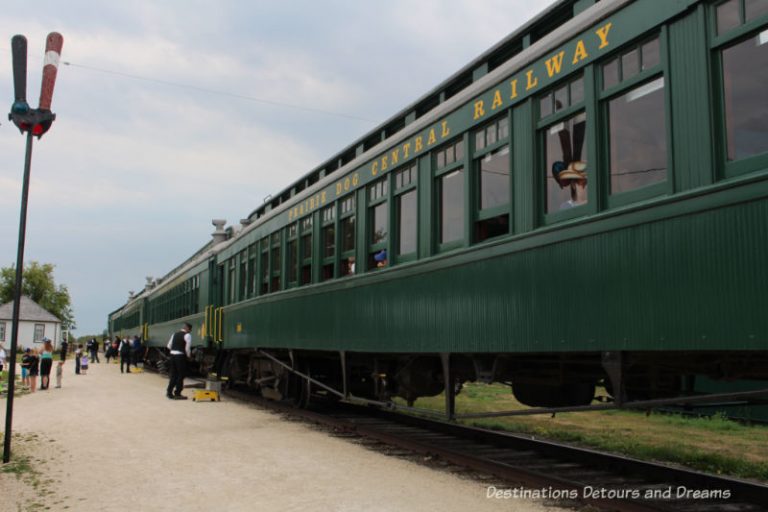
[{"left": 0, "top": 296, "right": 61, "bottom": 323}]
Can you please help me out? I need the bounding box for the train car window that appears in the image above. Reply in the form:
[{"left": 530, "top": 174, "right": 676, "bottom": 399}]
[
  {"left": 286, "top": 222, "right": 298, "bottom": 288},
  {"left": 747, "top": 0, "right": 768, "bottom": 20},
  {"left": 300, "top": 216, "right": 313, "bottom": 286},
  {"left": 321, "top": 205, "right": 335, "bottom": 281},
  {"left": 721, "top": 31, "right": 768, "bottom": 160},
  {"left": 367, "top": 177, "right": 389, "bottom": 271},
  {"left": 712, "top": 1, "right": 768, "bottom": 176},
  {"left": 473, "top": 114, "right": 511, "bottom": 243},
  {"left": 607, "top": 77, "right": 667, "bottom": 194},
  {"left": 717, "top": 0, "right": 741, "bottom": 34},
  {"left": 434, "top": 137, "right": 467, "bottom": 250},
  {"left": 543, "top": 112, "right": 588, "bottom": 213},
  {"left": 339, "top": 194, "right": 356, "bottom": 276},
  {"left": 540, "top": 75, "right": 583, "bottom": 119},
  {"left": 238, "top": 249, "right": 248, "bottom": 301},
  {"left": 438, "top": 169, "right": 465, "bottom": 244},
  {"left": 597, "top": 34, "right": 669, "bottom": 204},
  {"left": 270, "top": 231, "right": 281, "bottom": 292},
  {"left": 228, "top": 258, "right": 236, "bottom": 305},
  {"left": 260, "top": 238, "right": 269, "bottom": 295},
  {"left": 248, "top": 243, "right": 257, "bottom": 297},
  {"left": 395, "top": 163, "right": 418, "bottom": 259}
]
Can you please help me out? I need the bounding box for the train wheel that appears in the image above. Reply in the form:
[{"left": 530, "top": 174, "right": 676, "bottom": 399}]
[{"left": 283, "top": 362, "right": 311, "bottom": 409}]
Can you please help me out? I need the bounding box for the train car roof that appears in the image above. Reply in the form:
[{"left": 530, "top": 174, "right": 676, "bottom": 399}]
[{"left": 245, "top": 0, "right": 593, "bottom": 222}]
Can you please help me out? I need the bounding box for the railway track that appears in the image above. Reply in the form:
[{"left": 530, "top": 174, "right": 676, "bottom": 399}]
[{"left": 224, "top": 388, "right": 768, "bottom": 512}]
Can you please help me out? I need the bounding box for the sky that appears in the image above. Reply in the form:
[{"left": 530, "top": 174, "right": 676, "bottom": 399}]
[{"left": 0, "top": 1, "right": 556, "bottom": 335}]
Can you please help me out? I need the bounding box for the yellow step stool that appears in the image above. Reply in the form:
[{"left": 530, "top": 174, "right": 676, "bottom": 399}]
[{"left": 192, "top": 389, "right": 220, "bottom": 402}]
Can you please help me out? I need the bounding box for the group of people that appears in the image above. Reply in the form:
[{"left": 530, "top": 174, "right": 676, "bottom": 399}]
[
  {"left": 105, "top": 335, "right": 144, "bottom": 374},
  {"left": 19, "top": 339, "right": 64, "bottom": 392},
  {"left": 3, "top": 323, "right": 193, "bottom": 401}
]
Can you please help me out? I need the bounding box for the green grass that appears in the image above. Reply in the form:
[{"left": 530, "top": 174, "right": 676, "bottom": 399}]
[{"left": 402, "top": 382, "right": 768, "bottom": 481}]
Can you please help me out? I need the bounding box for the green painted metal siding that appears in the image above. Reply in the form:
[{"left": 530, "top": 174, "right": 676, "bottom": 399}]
[
  {"left": 669, "top": 4, "right": 715, "bottom": 191},
  {"left": 222, "top": 185, "right": 768, "bottom": 354}
]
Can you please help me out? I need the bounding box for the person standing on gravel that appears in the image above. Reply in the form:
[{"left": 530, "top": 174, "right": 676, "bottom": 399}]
[
  {"left": 166, "top": 322, "right": 192, "bottom": 400},
  {"left": 119, "top": 337, "right": 132, "bottom": 374}
]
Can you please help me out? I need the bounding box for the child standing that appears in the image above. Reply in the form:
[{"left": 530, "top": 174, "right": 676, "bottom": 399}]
[
  {"left": 21, "top": 348, "right": 32, "bottom": 388},
  {"left": 80, "top": 354, "right": 89, "bottom": 375},
  {"left": 55, "top": 361, "right": 64, "bottom": 388},
  {"left": 74, "top": 344, "right": 82, "bottom": 374}
]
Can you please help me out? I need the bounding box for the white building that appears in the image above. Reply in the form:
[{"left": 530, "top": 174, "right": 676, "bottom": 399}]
[{"left": 0, "top": 296, "right": 62, "bottom": 349}]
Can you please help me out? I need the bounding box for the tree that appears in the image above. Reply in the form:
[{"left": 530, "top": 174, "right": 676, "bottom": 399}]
[{"left": 0, "top": 261, "right": 75, "bottom": 329}]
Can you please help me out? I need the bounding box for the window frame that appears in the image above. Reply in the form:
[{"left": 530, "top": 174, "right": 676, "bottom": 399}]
[
  {"left": 339, "top": 194, "right": 356, "bottom": 276},
  {"left": 394, "top": 162, "right": 418, "bottom": 263},
  {"left": 473, "top": 112, "right": 512, "bottom": 243},
  {"left": 433, "top": 136, "right": 468, "bottom": 253},
  {"left": 598, "top": 31, "right": 673, "bottom": 208},
  {"left": 299, "top": 215, "right": 313, "bottom": 286},
  {"left": 710, "top": 2, "right": 768, "bottom": 178},
  {"left": 367, "top": 176, "right": 390, "bottom": 271},
  {"left": 320, "top": 204, "right": 337, "bottom": 281},
  {"left": 34, "top": 323, "right": 45, "bottom": 342}
]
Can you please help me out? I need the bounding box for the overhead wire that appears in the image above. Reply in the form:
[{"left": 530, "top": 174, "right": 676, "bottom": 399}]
[{"left": 60, "top": 60, "right": 377, "bottom": 123}]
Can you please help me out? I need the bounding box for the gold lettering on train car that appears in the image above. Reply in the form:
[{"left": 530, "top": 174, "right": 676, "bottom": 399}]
[
  {"left": 441, "top": 120, "right": 450, "bottom": 138},
  {"left": 415, "top": 136, "right": 423, "bottom": 152},
  {"left": 545, "top": 51, "right": 565, "bottom": 77},
  {"left": 491, "top": 89, "right": 503, "bottom": 110},
  {"left": 371, "top": 161, "right": 379, "bottom": 176},
  {"left": 572, "top": 39, "right": 588, "bottom": 64},
  {"left": 390, "top": 148, "right": 400, "bottom": 166},
  {"left": 526, "top": 69, "right": 538, "bottom": 90},
  {"left": 473, "top": 99, "right": 486, "bottom": 120},
  {"left": 510, "top": 79, "right": 519, "bottom": 99},
  {"left": 309, "top": 196, "right": 315, "bottom": 209},
  {"left": 344, "top": 176, "right": 351, "bottom": 191},
  {"left": 336, "top": 182, "right": 342, "bottom": 195},
  {"left": 403, "top": 142, "right": 411, "bottom": 158},
  {"left": 596, "top": 22, "right": 612, "bottom": 49},
  {"left": 352, "top": 173, "right": 359, "bottom": 186},
  {"left": 299, "top": 203, "right": 304, "bottom": 215},
  {"left": 288, "top": 209, "right": 293, "bottom": 220},
  {"left": 427, "top": 128, "right": 436, "bottom": 145},
  {"left": 321, "top": 191, "right": 327, "bottom": 204},
  {"left": 381, "top": 155, "right": 389, "bottom": 171}
]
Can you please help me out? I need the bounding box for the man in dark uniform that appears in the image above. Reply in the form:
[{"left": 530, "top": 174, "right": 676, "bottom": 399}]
[{"left": 166, "top": 322, "right": 192, "bottom": 400}]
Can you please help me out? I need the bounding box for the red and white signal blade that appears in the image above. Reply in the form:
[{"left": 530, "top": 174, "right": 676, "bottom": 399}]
[{"left": 38, "top": 32, "right": 63, "bottom": 111}]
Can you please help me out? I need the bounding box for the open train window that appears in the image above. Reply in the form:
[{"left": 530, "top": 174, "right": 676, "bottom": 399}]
[
  {"left": 599, "top": 34, "right": 669, "bottom": 206},
  {"left": 538, "top": 72, "right": 590, "bottom": 223},
  {"left": 367, "top": 177, "right": 389, "bottom": 271},
  {"left": 339, "top": 195, "right": 356, "bottom": 276},
  {"left": 473, "top": 114, "right": 511, "bottom": 243},
  {"left": 712, "top": 1, "right": 768, "bottom": 176}
]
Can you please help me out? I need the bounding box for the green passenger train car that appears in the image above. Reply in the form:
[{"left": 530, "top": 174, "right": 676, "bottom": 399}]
[{"left": 109, "top": 0, "right": 768, "bottom": 413}]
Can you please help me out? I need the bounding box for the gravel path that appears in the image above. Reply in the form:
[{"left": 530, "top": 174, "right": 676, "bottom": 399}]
[{"left": 1, "top": 359, "right": 552, "bottom": 512}]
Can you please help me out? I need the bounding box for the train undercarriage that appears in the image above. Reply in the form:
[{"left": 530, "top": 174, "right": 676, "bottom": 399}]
[{"left": 140, "top": 347, "right": 768, "bottom": 418}]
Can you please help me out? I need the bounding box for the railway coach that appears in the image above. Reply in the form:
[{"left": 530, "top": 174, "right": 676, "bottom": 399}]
[{"left": 110, "top": 0, "right": 768, "bottom": 417}]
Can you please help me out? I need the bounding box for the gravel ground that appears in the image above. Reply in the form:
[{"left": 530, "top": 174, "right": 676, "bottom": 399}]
[{"left": 0, "top": 359, "right": 553, "bottom": 512}]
